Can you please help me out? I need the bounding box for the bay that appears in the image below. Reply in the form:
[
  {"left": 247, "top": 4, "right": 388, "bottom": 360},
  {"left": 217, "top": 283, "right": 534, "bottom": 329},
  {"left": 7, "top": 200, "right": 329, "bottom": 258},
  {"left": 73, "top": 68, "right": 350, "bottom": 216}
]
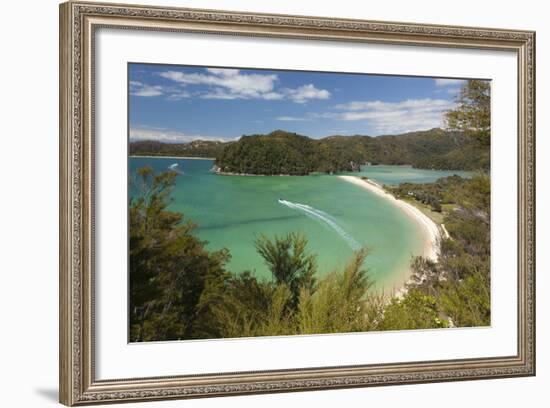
[{"left": 129, "top": 157, "right": 470, "bottom": 290}]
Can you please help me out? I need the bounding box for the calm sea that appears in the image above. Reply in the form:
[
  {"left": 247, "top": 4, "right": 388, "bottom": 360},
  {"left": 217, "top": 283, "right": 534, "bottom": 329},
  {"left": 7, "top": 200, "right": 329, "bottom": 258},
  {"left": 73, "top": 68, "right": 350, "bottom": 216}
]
[{"left": 129, "top": 158, "right": 471, "bottom": 290}]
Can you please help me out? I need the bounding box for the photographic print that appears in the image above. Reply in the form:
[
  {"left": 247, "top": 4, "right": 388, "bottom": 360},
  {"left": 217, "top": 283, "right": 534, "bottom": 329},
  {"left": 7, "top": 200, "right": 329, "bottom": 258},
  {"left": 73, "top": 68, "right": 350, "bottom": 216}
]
[
  {"left": 128, "top": 64, "right": 491, "bottom": 342},
  {"left": 60, "top": 3, "right": 535, "bottom": 404}
]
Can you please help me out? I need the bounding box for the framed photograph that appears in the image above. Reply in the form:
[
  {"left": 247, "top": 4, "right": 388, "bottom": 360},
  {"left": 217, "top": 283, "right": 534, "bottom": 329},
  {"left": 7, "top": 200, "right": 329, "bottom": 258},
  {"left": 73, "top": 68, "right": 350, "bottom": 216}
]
[{"left": 59, "top": 1, "right": 535, "bottom": 405}]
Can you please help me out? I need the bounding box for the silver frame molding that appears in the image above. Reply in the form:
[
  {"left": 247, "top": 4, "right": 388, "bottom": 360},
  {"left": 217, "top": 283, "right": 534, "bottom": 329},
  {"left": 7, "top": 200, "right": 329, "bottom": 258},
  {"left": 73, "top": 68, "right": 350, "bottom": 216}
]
[{"left": 59, "top": 1, "right": 536, "bottom": 405}]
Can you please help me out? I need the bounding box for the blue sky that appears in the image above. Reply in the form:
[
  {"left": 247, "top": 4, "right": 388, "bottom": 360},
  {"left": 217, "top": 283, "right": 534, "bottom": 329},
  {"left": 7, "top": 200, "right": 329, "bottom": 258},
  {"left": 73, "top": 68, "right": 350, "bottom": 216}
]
[{"left": 129, "top": 63, "right": 468, "bottom": 143}]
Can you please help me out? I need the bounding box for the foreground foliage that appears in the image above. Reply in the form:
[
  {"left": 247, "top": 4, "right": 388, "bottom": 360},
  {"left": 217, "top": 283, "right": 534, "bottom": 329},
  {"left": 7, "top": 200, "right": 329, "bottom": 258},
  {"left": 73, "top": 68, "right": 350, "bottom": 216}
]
[{"left": 129, "top": 167, "right": 230, "bottom": 341}]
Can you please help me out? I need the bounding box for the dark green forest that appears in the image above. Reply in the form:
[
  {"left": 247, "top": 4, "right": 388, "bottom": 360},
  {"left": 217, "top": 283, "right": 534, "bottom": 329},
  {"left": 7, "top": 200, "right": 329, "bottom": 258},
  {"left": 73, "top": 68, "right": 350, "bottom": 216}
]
[
  {"left": 130, "top": 127, "right": 489, "bottom": 175},
  {"left": 130, "top": 139, "right": 228, "bottom": 158},
  {"left": 215, "top": 128, "right": 490, "bottom": 175},
  {"left": 129, "top": 167, "right": 490, "bottom": 341}
]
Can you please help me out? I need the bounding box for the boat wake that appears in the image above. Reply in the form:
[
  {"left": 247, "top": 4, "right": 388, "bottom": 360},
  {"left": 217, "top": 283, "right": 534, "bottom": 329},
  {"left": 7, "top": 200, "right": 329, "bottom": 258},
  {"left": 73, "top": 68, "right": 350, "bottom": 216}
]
[
  {"left": 168, "top": 163, "right": 183, "bottom": 174},
  {"left": 278, "top": 199, "right": 361, "bottom": 250}
]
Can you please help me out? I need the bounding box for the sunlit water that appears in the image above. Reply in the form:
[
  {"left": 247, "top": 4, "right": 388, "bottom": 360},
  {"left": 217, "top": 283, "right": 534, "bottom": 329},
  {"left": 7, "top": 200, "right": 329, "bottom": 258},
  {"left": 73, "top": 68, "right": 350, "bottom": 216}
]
[{"left": 129, "top": 158, "right": 470, "bottom": 290}]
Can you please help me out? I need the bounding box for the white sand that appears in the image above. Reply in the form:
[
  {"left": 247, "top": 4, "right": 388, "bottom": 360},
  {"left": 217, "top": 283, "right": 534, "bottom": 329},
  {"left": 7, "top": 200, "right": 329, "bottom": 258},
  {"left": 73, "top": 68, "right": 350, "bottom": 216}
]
[{"left": 338, "top": 175, "right": 440, "bottom": 262}]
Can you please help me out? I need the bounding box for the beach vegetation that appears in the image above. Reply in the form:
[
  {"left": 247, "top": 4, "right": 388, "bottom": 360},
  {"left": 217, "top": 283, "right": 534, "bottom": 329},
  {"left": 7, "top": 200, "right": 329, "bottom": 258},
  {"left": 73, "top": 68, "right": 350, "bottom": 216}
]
[
  {"left": 397, "top": 173, "right": 491, "bottom": 327},
  {"left": 378, "top": 290, "right": 449, "bottom": 331}
]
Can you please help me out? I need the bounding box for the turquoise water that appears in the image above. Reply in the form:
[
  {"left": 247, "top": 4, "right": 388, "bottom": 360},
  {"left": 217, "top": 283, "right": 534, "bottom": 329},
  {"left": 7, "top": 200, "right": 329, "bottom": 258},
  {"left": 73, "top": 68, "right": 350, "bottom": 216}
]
[
  {"left": 352, "top": 165, "right": 472, "bottom": 186},
  {"left": 129, "top": 158, "right": 470, "bottom": 289}
]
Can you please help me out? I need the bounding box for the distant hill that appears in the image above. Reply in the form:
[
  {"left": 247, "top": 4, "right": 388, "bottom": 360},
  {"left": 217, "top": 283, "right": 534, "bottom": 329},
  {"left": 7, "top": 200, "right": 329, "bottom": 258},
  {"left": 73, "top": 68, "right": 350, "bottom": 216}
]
[
  {"left": 129, "top": 128, "right": 489, "bottom": 175},
  {"left": 215, "top": 129, "right": 489, "bottom": 175},
  {"left": 129, "top": 139, "right": 228, "bottom": 158},
  {"left": 214, "top": 130, "right": 322, "bottom": 175}
]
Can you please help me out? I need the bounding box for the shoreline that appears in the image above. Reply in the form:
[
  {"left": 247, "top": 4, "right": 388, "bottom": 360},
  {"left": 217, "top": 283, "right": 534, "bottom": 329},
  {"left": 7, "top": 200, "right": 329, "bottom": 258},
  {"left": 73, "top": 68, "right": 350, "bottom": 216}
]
[
  {"left": 215, "top": 171, "right": 294, "bottom": 177},
  {"left": 129, "top": 155, "right": 215, "bottom": 160},
  {"left": 338, "top": 175, "right": 441, "bottom": 296}
]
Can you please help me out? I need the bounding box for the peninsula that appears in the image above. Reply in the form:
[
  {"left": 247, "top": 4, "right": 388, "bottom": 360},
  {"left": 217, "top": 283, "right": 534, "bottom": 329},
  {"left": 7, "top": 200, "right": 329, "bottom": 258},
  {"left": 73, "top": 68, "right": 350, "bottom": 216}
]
[{"left": 130, "top": 128, "right": 490, "bottom": 175}]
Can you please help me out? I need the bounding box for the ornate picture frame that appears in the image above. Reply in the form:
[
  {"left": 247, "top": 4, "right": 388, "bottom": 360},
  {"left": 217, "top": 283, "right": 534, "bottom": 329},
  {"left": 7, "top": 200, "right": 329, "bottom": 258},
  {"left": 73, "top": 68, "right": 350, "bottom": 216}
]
[{"left": 59, "top": 1, "right": 535, "bottom": 405}]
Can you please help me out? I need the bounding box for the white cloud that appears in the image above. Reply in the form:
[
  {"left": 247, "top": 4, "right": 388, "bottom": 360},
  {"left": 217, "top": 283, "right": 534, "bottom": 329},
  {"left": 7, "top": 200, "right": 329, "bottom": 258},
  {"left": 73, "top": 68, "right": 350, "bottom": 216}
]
[
  {"left": 159, "top": 68, "right": 279, "bottom": 100},
  {"left": 130, "top": 81, "right": 164, "bottom": 97},
  {"left": 262, "top": 92, "right": 285, "bottom": 100},
  {"left": 129, "top": 127, "right": 228, "bottom": 143},
  {"left": 157, "top": 68, "right": 330, "bottom": 103},
  {"left": 133, "top": 124, "right": 168, "bottom": 131},
  {"left": 434, "top": 78, "right": 466, "bottom": 87},
  {"left": 335, "top": 99, "right": 452, "bottom": 112},
  {"left": 200, "top": 89, "right": 240, "bottom": 100},
  {"left": 434, "top": 87, "right": 462, "bottom": 96},
  {"left": 276, "top": 116, "right": 311, "bottom": 122},
  {"left": 332, "top": 98, "right": 456, "bottom": 134},
  {"left": 445, "top": 87, "right": 461, "bottom": 95},
  {"left": 283, "top": 84, "right": 331, "bottom": 104},
  {"left": 129, "top": 78, "right": 189, "bottom": 100},
  {"left": 165, "top": 90, "right": 192, "bottom": 101},
  {"left": 205, "top": 68, "right": 240, "bottom": 76}
]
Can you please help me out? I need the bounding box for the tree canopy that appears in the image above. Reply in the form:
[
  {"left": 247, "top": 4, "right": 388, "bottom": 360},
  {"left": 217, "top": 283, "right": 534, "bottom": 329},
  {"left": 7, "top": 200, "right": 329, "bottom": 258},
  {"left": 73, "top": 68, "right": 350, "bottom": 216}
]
[
  {"left": 445, "top": 79, "right": 491, "bottom": 148},
  {"left": 214, "top": 128, "right": 489, "bottom": 175}
]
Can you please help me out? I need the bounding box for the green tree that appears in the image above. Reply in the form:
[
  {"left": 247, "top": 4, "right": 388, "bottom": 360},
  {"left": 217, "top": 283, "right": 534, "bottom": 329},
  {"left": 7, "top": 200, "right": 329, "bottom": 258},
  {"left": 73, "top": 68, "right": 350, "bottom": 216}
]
[
  {"left": 296, "top": 248, "right": 380, "bottom": 334},
  {"left": 445, "top": 80, "right": 491, "bottom": 147},
  {"left": 255, "top": 232, "right": 317, "bottom": 307},
  {"left": 438, "top": 270, "right": 490, "bottom": 327},
  {"left": 201, "top": 245, "right": 380, "bottom": 338},
  {"left": 129, "top": 167, "right": 229, "bottom": 342},
  {"left": 378, "top": 290, "right": 449, "bottom": 331},
  {"left": 198, "top": 272, "right": 295, "bottom": 339}
]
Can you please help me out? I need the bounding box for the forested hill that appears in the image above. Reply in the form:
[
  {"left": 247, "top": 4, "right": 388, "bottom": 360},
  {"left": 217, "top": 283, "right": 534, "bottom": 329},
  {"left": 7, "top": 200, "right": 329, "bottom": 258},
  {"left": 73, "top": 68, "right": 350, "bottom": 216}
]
[
  {"left": 214, "top": 129, "right": 489, "bottom": 175},
  {"left": 129, "top": 139, "right": 228, "bottom": 158},
  {"left": 129, "top": 128, "right": 489, "bottom": 175}
]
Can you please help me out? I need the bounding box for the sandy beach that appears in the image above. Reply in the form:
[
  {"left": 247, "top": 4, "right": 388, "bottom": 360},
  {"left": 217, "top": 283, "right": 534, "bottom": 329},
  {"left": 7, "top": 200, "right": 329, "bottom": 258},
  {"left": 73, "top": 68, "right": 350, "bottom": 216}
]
[{"left": 338, "top": 175, "right": 441, "bottom": 262}]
